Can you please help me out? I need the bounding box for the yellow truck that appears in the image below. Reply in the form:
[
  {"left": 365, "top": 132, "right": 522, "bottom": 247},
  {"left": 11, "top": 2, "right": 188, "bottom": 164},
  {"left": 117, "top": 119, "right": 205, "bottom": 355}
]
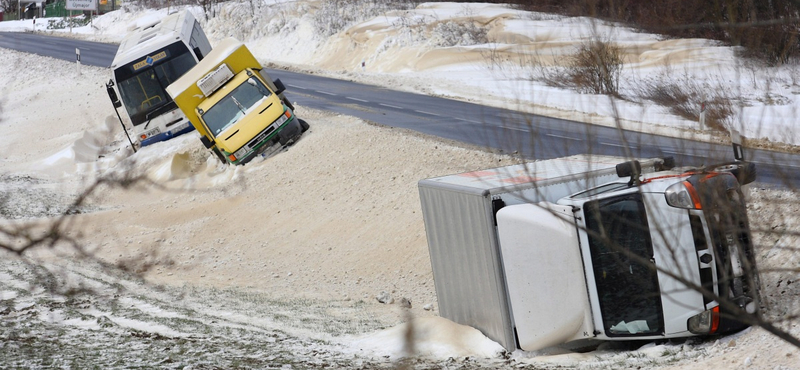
[{"left": 166, "top": 38, "right": 308, "bottom": 165}]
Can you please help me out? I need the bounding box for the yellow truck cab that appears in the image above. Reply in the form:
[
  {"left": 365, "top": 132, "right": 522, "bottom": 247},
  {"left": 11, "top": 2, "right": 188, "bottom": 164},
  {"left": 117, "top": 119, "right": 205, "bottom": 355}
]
[{"left": 166, "top": 38, "right": 308, "bottom": 165}]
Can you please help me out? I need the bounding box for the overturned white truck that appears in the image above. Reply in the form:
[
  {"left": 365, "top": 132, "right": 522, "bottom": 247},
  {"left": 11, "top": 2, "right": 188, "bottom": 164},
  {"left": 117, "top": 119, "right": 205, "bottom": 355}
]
[{"left": 419, "top": 153, "right": 758, "bottom": 351}]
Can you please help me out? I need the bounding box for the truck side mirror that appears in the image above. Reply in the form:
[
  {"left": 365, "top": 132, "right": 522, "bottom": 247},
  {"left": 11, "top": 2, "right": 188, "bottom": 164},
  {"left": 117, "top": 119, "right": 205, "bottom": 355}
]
[
  {"left": 106, "top": 79, "right": 122, "bottom": 109},
  {"left": 616, "top": 160, "right": 641, "bottom": 186},
  {"left": 200, "top": 136, "right": 215, "bottom": 149},
  {"left": 732, "top": 162, "right": 757, "bottom": 185},
  {"left": 616, "top": 160, "right": 641, "bottom": 178},
  {"left": 273, "top": 78, "right": 286, "bottom": 95}
]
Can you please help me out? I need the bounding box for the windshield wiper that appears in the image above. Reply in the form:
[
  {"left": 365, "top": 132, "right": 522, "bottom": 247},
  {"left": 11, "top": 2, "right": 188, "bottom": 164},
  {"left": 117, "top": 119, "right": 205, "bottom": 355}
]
[
  {"left": 232, "top": 96, "right": 246, "bottom": 113},
  {"left": 142, "top": 101, "right": 178, "bottom": 129}
]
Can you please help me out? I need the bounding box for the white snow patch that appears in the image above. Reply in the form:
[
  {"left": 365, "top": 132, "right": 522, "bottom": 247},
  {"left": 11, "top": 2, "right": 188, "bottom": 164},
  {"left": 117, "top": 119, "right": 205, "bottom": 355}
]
[{"left": 347, "top": 317, "right": 504, "bottom": 360}]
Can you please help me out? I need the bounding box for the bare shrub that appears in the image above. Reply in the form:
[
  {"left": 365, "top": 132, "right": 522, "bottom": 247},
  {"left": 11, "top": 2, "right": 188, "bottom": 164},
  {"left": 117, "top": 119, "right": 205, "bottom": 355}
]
[
  {"left": 538, "top": 40, "right": 623, "bottom": 96},
  {"left": 197, "top": 0, "right": 219, "bottom": 21},
  {"left": 431, "top": 20, "right": 488, "bottom": 47},
  {"left": 788, "top": 58, "right": 800, "bottom": 87},
  {"left": 573, "top": 40, "right": 623, "bottom": 95},
  {"left": 377, "top": 13, "right": 431, "bottom": 53},
  {"left": 510, "top": 0, "right": 800, "bottom": 65},
  {"left": 633, "top": 71, "right": 735, "bottom": 131},
  {"left": 312, "top": 0, "right": 415, "bottom": 37},
  {"left": 481, "top": 43, "right": 508, "bottom": 71},
  {"left": 0, "top": 169, "right": 146, "bottom": 257}
]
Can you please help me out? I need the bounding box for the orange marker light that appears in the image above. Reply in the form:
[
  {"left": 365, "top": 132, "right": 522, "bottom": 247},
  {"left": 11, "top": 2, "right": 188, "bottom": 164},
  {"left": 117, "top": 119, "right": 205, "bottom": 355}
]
[{"left": 683, "top": 181, "right": 702, "bottom": 209}]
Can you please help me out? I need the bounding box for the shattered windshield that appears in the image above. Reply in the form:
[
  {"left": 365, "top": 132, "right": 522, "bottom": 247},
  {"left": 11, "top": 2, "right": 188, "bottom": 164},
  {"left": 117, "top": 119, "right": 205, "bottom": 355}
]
[
  {"left": 201, "top": 79, "right": 271, "bottom": 137},
  {"left": 584, "top": 193, "right": 664, "bottom": 336}
]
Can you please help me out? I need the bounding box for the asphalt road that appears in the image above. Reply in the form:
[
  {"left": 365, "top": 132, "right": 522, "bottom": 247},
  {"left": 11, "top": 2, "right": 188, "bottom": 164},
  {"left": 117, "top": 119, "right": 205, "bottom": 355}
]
[
  {"left": 2, "top": 31, "right": 798, "bottom": 187},
  {"left": 0, "top": 31, "right": 117, "bottom": 67}
]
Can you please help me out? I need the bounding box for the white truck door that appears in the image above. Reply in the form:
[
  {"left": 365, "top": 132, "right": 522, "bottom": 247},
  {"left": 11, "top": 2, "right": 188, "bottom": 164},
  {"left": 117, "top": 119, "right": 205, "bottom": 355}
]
[{"left": 497, "top": 203, "right": 595, "bottom": 351}]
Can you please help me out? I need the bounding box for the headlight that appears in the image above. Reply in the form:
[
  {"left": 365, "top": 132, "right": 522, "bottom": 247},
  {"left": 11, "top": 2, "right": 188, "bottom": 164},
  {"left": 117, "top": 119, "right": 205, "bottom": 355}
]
[
  {"left": 665, "top": 181, "right": 702, "bottom": 209},
  {"left": 687, "top": 306, "right": 719, "bottom": 334},
  {"left": 276, "top": 110, "right": 290, "bottom": 125}
]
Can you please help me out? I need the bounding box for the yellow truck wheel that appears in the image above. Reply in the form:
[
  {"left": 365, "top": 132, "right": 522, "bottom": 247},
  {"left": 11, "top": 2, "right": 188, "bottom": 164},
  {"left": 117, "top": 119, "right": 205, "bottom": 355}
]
[{"left": 212, "top": 147, "right": 227, "bottom": 164}]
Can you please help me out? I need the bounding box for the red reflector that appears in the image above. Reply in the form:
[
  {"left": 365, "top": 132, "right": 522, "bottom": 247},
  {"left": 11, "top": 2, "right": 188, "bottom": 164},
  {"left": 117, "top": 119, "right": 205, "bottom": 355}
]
[
  {"left": 710, "top": 306, "right": 720, "bottom": 333},
  {"left": 228, "top": 154, "right": 236, "bottom": 162}
]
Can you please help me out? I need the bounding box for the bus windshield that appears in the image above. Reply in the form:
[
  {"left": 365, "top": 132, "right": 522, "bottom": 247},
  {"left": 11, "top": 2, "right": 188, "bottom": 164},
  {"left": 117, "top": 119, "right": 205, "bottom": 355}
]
[
  {"left": 114, "top": 41, "right": 197, "bottom": 126},
  {"left": 584, "top": 193, "right": 664, "bottom": 337}
]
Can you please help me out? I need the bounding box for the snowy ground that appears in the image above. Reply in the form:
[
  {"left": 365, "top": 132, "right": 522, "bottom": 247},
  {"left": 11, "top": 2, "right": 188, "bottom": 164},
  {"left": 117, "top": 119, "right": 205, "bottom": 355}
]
[{"left": 1, "top": 1, "right": 800, "bottom": 369}]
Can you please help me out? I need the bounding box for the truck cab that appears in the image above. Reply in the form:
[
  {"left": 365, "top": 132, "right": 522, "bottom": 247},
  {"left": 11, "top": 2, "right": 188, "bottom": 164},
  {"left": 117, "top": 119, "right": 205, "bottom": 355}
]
[
  {"left": 167, "top": 38, "right": 308, "bottom": 165},
  {"left": 195, "top": 65, "right": 304, "bottom": 164},
  {"left": 578, "top": 168, "right": 755, "bottom": 332},
  {"left": 497, "top": 162, "right": 758, "bottom": 350}
]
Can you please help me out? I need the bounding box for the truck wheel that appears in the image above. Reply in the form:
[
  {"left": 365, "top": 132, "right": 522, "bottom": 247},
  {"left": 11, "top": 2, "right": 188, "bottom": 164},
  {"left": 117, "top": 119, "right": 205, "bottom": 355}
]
[
  {"left": 212, "top": 147, "right": 227, "bottom": 164},
  {"left": 299, "top": 119, "right": 310, "bottom": 132}
]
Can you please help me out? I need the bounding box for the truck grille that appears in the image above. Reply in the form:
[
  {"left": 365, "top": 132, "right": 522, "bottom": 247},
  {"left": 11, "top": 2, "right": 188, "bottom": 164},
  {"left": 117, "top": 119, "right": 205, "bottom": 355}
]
[
  {"left": 240, "top": 112, "right": 288, "bottom": 154},
  {"left": 247, "top": 125, "right": 276, "bottom": 150},
  {"left": 690, "top": 214, "right": 715, "bottom": 305}
]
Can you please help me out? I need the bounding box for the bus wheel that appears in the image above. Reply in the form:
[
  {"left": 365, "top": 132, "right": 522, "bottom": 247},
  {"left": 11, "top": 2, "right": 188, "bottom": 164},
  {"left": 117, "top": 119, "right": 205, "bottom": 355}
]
[{"left": 299, "top": 119, "right": 310, "bottom": 132}]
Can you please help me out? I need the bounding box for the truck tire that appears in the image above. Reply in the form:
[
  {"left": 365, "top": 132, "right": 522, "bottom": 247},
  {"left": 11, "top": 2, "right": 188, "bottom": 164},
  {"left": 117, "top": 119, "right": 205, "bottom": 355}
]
[
  {"left": 212, "top": 147, "right": 227, "bottom": 164},
  {"left": 299, "top": 119, "right": 310, "bottom": 132}
]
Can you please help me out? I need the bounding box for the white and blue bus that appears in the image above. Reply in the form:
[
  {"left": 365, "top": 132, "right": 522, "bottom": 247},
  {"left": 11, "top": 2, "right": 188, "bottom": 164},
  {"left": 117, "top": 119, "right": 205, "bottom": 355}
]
[{"left": 109, "top": 10, "right": 212, "bottom": 147}]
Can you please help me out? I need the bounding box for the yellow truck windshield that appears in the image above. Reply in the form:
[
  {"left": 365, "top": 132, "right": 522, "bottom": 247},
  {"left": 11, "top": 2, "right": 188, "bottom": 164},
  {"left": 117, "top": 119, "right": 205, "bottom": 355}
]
[{"left": 201, "top": 78, "right": 272, "bottom": 136}]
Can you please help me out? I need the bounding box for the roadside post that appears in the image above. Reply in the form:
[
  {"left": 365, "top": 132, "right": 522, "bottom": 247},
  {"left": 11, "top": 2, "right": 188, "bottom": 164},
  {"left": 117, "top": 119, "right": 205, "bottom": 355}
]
[
  {"left": 76, "top": 48, "right": 81, "bottom": 75},
  {"left": 699, "top": 102, "right": 706, "bottom": 130},
  {"left": 730, "top": 128, "right": 751, "bottom": 198},
  {"left": 731, "top": 128, "right": 744, "bottom": 161}
]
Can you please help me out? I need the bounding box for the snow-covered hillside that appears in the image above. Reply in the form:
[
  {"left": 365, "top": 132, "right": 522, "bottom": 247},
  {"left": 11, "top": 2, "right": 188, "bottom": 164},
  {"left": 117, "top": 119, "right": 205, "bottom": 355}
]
[
  {"left": 3, "top": 1, "right": 800, "bottom": 147},
  {"left": 1, "top": 2, "right": 799, "bottom": 369}
]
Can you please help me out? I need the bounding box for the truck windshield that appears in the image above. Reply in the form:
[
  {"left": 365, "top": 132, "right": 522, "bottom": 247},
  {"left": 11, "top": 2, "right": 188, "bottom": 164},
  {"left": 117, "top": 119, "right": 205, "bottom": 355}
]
[
  {"left": 584, "top": 193, "right": 664, "bottom": 337},
  {"left": 114, "top": 41, "right": 197, "bottom": 126},
  {"left": 201, "top": 79, "right": 271, "bottom": 136}
]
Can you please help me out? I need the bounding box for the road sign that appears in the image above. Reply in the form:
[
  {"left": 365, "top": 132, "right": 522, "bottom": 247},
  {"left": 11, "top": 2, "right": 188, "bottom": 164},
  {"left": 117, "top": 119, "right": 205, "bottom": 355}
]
[{"left": 66, "top": 0, "right": 97, "bottom": 11}]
